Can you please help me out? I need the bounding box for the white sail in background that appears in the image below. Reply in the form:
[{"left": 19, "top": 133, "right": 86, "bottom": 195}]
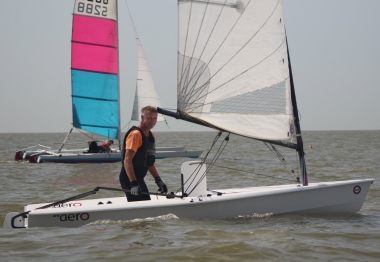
[
  {"left": 130, "top": 19, "right": 165, "bottom": 122},
  {"left": 178, "top": 0, "right": 296, "bottom": 141}
]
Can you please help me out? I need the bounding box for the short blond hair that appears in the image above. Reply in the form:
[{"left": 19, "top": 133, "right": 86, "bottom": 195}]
[{"left": 141, "top": 106, "right": 157, "bottom": 114}]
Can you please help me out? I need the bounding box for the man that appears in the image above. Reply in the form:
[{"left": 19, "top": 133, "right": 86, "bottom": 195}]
[{"left": 119, "top": 106, "right": 168, "bottom": 202}]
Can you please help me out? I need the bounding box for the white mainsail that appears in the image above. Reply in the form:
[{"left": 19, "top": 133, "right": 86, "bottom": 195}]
[
  {"left": 129, "top": 16, "right": 165, "bottom": 122},
  {"left": 178, "top": 0, "right": 296, "bottom": 141}
]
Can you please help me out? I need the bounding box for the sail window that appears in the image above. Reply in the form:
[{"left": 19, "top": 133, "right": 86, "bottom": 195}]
[{"left": 211, "top": 81, "right": 286, "bottom": 115}]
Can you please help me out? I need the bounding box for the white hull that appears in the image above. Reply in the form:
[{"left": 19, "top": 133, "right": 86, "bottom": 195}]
[
  {"left": 15, "top": 148, "right": 85, "bottom": 160},
  {"left": 16, "top": 147, "right": 202, "bottom": 163},
  {"left": 3, "top": 178, "right": 374, "bottom": 229},
  {"left": 33, "top": 149, "right": 202, "bottom": 163}
]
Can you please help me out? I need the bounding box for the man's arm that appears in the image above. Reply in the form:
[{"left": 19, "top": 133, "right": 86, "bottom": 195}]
[
  {"left": 149, "top": 165, "right": 168, "bottom": 193},
  {"left": 148, "top": 165, "right": 160, "bottom": 180},
  {"left": 124, "top": 149, "right": 137, "bottom": 181},
  {"left": 100, "top": 145, "right": 110, "bottom": 153}
]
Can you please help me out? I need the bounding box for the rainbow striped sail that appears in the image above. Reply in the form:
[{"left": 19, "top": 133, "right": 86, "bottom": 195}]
[{"left": 71, "top": 0, "right": 120, "bottom": 139}]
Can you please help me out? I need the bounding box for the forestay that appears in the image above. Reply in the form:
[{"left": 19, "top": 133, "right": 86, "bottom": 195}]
[
  {"left": 71, "top": 0, "right": 120, "bottom": 139},
  {"left": 178, "top": 0, "right": 296, "bottom": 142}
]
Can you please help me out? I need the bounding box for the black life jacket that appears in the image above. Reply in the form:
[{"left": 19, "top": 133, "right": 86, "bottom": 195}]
[
  {"left": 121, "top": 126, "right": 156, "bottom": 168},
  {"left": 88, "top": 141, "right": 100, "bottom": 153}
]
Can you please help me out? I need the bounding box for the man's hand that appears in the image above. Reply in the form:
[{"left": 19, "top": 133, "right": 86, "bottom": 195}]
[
  {"left": 130, "top": 180, "right": 140, "bottom": 196},
  {"left": 155, "top": 178, "right": 168, "bottom": 194}
]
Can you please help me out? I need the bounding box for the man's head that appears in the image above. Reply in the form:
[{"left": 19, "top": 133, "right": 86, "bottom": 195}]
[
  {"left": 140, "top": 106, "right": 158, "bottom": 130},
  {"left": 106, "top": 140, "right": 114, "bottom": 146}
]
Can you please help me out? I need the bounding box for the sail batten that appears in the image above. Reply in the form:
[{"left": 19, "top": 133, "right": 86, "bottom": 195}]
[
  {"left": 71, "top": 68, "right": 118, "bottom": 76},
  {"left": 72, "top": 95, "right": 118, "bottom": 103},
  {"left": 71, "top": 0, "right": 120, "bottom": 139},
  {"left": 178, "top": 0, "right": 296, "bottom": 142},
  {"left": 71, "top": 41, "right": 118, "bottom": 49}
]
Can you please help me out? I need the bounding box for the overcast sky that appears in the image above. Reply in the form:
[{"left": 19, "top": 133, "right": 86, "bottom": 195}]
[{"left": 0, "top": 0, "right": 379, "bottom": 133}]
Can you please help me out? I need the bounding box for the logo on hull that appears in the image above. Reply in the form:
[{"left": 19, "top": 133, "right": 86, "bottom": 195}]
[
  {"left": 353, "top": 185, "right": 361, "bottom": 194},
  {"left": 53, "top": 213, "right": 90, "bottom": 222},
  {"left": 52, "top": 202, "right": 82, "bottom": 208}
]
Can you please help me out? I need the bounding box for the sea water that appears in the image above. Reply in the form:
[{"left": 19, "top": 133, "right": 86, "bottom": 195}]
[{"left": 0, "top": 131, "right": 379, "bottom": 261}]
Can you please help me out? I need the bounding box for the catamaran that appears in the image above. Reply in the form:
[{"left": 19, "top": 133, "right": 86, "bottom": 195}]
[
  {"left": 14, "top": 0, "right": 203, "bottom": 164},
  {"left": 3, "top": 0, "right": 373, "bottom": 229}
]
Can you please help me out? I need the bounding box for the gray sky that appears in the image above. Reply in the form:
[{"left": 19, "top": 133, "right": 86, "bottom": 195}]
[{"left": 0, "top": 0, "right": 379, "bottom": 133}]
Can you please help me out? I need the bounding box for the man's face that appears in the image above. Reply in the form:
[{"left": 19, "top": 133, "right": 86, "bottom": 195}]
[{"left": 141, "top": 111, "right": 158, "bottom": 130}]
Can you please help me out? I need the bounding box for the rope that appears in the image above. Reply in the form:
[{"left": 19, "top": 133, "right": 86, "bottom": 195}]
[
  {"left": 187, "top": 133, "right": 230, "bottom": 195},
  {"left": 75, "top": 127, "right": 101, "bottom": 142},
  {"left": 210, "top": 164, "right": 298, "bottom": 183},
  {"left": 178, "top": 133, "right": 300, "bottom": 196},
  {"left": 264, "top": 142, "right": 299, "bottom": 181},
  {"left": 175, "top": 131, "right": 223, "bottom": 195},
  {"left": 120, "top": 120, "right": 132, "bottom": 132},
  {"left": 179, "top": 132, "right": 230, "bottom": 196}
]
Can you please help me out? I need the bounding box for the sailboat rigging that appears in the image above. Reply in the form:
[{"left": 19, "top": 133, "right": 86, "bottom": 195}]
[
  {"left": 4, "top": 0, "right": 373, "bottom": 229},
  {"left": 13, "top": 0, "right": 202, "bottom": 164}
]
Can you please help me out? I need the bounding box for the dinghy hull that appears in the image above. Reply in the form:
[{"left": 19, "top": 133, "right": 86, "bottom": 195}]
[
  {"left": 17, "top": 147, "right": 202, "bottom": 163},
  {"left": 29, "top": 149, "right": 203, "bottom": 163},
  {"left": 3, "top": 178, "right": 373, "bottom": 229}
]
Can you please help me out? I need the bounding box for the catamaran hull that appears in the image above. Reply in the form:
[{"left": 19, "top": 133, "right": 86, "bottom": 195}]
[
  {"left": 16, "top": 147, "right": 202, "bottom": 163},
  {"left": 14, "top": 151, "right": 24, "bottom": 161},
  {"left": 15, "top": 149, "right": 87, "bottom": 161},
  {"left": 29, "top": 150, "right": 203, "bottom": 163},
  {"left": 3, "top": 179, "right": 373, "bottom": 229},
  {"left": 16, "top": 147, "right": 191, "bottom": 161}
]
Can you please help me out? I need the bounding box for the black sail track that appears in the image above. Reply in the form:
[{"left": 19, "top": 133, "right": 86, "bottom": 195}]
[{"left": 286, "top": 35, "right": 308, "bottom": 186}]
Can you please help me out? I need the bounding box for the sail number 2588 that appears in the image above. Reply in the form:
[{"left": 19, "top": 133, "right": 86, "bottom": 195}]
[{"left": 77, "top": 0, "right": 109, "bottom": 17}]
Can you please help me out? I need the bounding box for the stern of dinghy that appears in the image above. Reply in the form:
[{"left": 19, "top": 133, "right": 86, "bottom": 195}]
[
  {"left": 3, "top": 212, "right": 26, "bottom": 229},
  {"left": 14, "top": 151, "right": 24, "bottom": 161},
  {"left": 28, "top": 155, "right": 38, "bottom": 163}
]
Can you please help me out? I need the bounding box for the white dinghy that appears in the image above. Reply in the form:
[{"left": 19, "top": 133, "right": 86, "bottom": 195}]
[
  {"left": 4, "top": 0, "right": 373, "bottom": 229},
  {"left": 2, "top": 159, "right": 374, "bottom": 229},
  {"left": 3, "top": 161, "right": 373, "bottom": 229}
]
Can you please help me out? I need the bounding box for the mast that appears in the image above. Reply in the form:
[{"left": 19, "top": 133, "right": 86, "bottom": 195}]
[
  {"left": 116, "top": 0, "right": 121, "bottom": 149},
  {"left": 286, "top": 36, "right": 308, "bottom": 186}
]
